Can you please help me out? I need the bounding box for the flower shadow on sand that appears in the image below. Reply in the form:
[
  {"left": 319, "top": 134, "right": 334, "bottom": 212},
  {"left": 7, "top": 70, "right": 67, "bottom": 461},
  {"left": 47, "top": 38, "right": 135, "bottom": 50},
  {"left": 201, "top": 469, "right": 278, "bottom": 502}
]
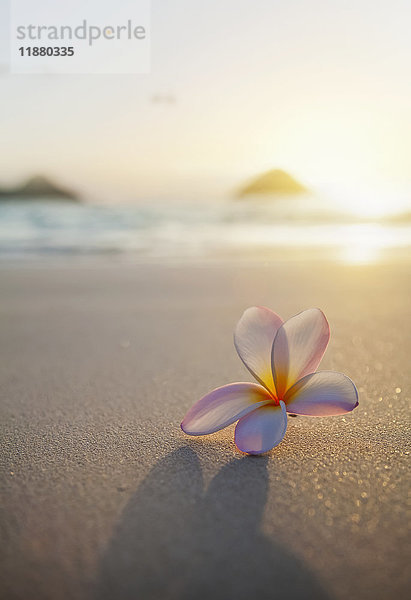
[{"left": 96, "top": 446, "right": 330, "bottom": 600}]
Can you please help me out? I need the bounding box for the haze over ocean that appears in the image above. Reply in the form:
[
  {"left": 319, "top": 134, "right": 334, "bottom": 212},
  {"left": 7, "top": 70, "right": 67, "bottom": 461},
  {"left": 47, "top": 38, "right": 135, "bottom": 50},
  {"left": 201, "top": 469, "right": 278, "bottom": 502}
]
[{"left": 0, "top": 195, "right": 410, "bottom": 263}]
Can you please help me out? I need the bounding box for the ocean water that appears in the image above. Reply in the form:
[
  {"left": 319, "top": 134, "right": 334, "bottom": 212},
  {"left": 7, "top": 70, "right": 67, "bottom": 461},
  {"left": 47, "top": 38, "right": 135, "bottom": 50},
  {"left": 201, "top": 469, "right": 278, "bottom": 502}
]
[{"left": 0, "top": 198, "right": 410, "bottom": 263}]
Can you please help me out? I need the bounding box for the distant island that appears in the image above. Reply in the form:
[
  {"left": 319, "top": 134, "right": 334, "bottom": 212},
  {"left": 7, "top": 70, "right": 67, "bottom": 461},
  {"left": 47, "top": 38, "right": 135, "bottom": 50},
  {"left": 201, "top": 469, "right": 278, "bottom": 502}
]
[
  {"left": 0, "top": 176, "right": 79, "bottom": 202},
  {"left": 237, "top": 169, "right": 308, "bottom": 197}
]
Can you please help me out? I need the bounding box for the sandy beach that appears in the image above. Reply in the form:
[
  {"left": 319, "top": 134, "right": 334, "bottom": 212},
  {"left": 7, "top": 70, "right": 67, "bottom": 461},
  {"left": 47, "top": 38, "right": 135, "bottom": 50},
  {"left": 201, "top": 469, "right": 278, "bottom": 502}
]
[{"left": 1, "top": 259, "right": 409, "bottom": 600}]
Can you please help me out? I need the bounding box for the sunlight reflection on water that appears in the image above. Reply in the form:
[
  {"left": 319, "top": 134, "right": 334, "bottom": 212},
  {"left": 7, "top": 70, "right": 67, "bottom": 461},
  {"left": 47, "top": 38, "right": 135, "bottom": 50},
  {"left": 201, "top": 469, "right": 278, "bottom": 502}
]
[{"left": 336, "top": 224, "right": 405, "bottom": 265}]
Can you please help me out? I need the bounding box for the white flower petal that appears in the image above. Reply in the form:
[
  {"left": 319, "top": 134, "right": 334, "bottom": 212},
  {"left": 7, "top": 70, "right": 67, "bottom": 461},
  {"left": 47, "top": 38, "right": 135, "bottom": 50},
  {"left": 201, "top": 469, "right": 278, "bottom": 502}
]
[
  {"left": 235, "top": 401, "right": 287, "bottom": 454},
  {"left": 181, "top": 382, "right": 272, "bottom": 435},
  {"left": 234, "top": 306, "right": 283, "bottom": 394},
  {"left": 285, "top": 371, "right": 359, "bottom": 416},
  {"left": 272, "top": 308, "right": 330, "bottom": 397}
]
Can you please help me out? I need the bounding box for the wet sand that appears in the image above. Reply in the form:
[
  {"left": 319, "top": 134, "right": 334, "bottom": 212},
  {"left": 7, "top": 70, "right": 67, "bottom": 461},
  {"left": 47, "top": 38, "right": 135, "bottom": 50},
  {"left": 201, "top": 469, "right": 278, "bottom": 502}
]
[{"left": 1, "top": 260, "right": 410, "bottom": 599}]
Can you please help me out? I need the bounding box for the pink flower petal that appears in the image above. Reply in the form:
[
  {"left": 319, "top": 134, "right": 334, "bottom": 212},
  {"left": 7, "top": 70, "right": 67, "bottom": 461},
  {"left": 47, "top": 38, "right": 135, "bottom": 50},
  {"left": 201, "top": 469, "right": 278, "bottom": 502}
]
[
  {"left": 181, "top": 382, "right": 272, "bottom": 436},
  {"left": 235, "top": 401, "right": 287, "bottom": 455},
  {"left": 234, "top": 306, "right": 283, "bottom": 395},
  {"left": 285, "top": 371, "right": 359, "bottom": 416},
  {"left": 272, "top": 308, "right": 330, "bottom": 398}
]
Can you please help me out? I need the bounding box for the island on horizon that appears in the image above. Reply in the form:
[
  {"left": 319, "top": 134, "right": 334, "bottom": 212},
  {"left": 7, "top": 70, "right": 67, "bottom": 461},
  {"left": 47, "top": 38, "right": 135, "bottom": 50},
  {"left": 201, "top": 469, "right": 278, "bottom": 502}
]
[
  {"left": 0, "top": 175, "right": 80, "bottom": 202},
  {"left": 237, "top": 169, "right": 308, "bottom": 198}
]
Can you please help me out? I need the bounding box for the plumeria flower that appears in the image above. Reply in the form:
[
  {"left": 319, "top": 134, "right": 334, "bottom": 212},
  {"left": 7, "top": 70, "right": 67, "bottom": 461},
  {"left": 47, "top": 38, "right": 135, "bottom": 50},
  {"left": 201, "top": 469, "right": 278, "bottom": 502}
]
[{"left": 181, "top": 307, "right": 358, "bottom": 455}]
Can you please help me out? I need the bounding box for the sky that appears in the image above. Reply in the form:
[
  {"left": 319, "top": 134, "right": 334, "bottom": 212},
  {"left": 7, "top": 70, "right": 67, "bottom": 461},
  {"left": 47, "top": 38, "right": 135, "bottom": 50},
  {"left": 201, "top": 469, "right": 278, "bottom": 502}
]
[{"left": 1, "top": 0, "right": 411, "bottom": 209}]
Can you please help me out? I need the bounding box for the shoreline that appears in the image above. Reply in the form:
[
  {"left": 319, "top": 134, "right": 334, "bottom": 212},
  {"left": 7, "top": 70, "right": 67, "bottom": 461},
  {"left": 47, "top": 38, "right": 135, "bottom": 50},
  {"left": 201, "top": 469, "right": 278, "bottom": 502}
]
[{"left": 0, "top": 241, "right": 410, "bottom": 268}]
